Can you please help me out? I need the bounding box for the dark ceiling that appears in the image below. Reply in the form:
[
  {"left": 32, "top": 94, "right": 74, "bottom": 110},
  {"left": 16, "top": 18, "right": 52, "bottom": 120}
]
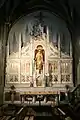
[{"left": 0, "top": 0, "right": 80, "bottom": 34}]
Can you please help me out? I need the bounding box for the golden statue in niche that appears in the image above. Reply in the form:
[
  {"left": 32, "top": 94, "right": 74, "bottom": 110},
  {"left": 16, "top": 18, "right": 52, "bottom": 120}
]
[{"left": 34, "top": 45, "right": 45, "bottom": 74}]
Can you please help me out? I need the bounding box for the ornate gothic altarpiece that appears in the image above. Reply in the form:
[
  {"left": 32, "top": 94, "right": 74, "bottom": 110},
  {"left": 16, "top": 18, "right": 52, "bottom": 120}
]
[{"left": 4, "top": 11, "right": 73, "bottom": 102}]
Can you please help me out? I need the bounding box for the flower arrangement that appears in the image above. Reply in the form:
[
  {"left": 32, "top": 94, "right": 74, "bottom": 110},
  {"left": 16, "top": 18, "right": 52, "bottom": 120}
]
[
  {"left": 9, "top": 85, "right": 16, "bottom": 95},
  {"left": 65, "top": 84, "right": 70, "bottom": 90},
  {"left": 10, "top": 85, "right": 15, "bottom": 90},
  {"left": 9, "top": 85, "right": 16, "bottom": 103}
]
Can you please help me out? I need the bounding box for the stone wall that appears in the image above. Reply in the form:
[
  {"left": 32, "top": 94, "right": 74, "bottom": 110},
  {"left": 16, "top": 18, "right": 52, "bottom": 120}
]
[{"left": 0, "top": 24, "right": 9, "bottom": 105}]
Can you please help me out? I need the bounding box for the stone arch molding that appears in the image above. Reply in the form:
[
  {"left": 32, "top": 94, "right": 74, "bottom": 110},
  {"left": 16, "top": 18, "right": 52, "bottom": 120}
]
[{"left": 5, "top": 10, "right": 73, "bottom": 88}]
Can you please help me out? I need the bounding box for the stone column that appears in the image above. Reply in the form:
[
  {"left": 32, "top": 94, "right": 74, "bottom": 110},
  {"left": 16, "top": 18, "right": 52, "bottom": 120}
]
[
  {"left": 58, "top": 60, "right": 61, "bottom": 83},
  {"left": 70, "top": 61, "right": 73, "bottom": 85},
  {"left": 58, "top": 33, "right": 61, "bottom": 57},
  {"left": 30, "top": 37, "right": 33, "bottom": 76},
  {"left": 19, "top": 33, "right": 21, "bottom": 58},
  {"left": 0, "top": 35, "right": 4, "bottom": 104},
  {"left": 44, "top": 27, "right": 49, "bottom": 87},
  {"left": 70, "top": 41, "right": 72, "bottom": 57},
  {"left": 19, "top": 33, "right": 21, "bottom": 83},
  {"left": 58, "top": 34, "right": 61, "bottom": 84},
  {"left": 77, "top": 60, "right": 80, "bottom": 85},
  {"left": 0, "top": 22, "right": 10, "bottom": 105}
]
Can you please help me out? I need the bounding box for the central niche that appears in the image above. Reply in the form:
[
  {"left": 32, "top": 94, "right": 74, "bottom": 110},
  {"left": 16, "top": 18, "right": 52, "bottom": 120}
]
[
  {"left": 34, "top": 45, "right": 45, "bottom": 87},
  {"left": 5, "top": 11, "right": 73, "bottom": 88},
  {"left": 34, "top": 45, "right": 45, "bottom": 74}
]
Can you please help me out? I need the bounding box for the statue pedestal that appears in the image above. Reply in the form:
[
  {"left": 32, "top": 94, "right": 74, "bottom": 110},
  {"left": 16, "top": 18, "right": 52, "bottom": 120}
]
[{"left": 36, "top": 72, "right": 44, "bottom": 87}]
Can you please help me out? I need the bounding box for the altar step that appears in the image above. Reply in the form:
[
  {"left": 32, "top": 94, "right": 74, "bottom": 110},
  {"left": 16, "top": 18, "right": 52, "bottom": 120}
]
[{"left": 4, "top": 101, "right": 57, "bottom": 106}]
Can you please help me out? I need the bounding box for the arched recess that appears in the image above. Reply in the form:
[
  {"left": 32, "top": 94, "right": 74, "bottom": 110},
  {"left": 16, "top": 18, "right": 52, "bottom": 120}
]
[
  {"left": 5, "top": 10, "right": 73, "bottom": 87},
  {"left": 3, "top": 2, "right": 74, "bottom": 103}
]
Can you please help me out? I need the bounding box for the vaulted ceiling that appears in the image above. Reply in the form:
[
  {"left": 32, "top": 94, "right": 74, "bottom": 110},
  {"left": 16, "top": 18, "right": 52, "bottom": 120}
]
[
  {"left": 0, "top": 0, "right": 79, "bottom": 33},
  {"left": 0, "top": 1, "right": 79, "bottom": 36}
]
